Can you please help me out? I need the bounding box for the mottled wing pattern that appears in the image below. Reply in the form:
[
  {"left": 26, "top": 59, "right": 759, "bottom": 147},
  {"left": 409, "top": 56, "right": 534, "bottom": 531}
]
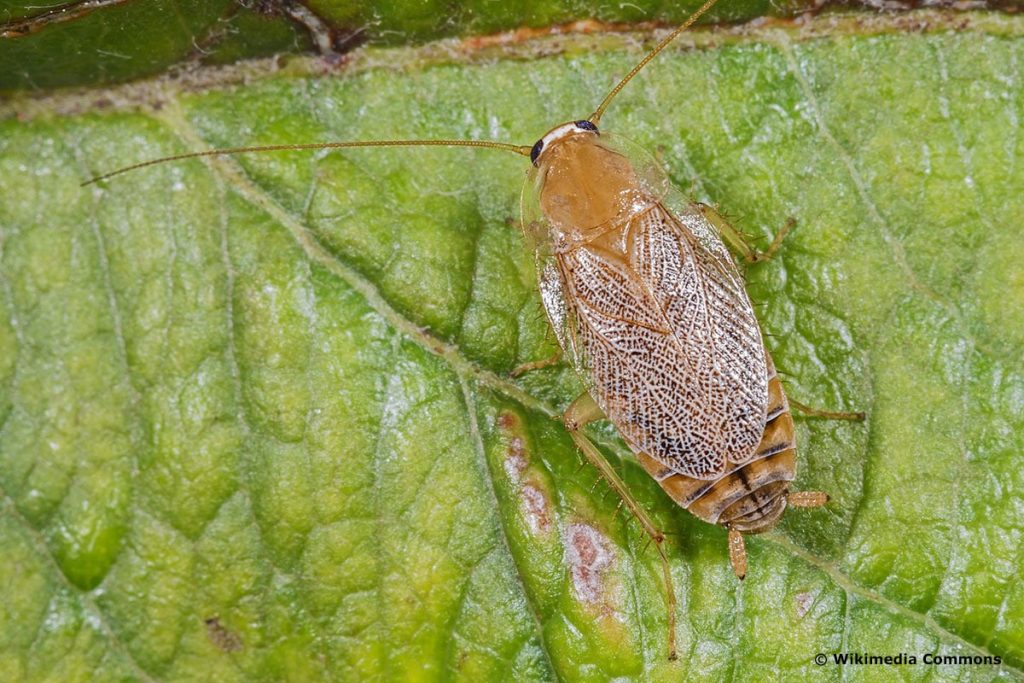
[
  {"left": 546, "top": 203, "right": 768, "bottom": 479},
  {"left": 538, "top": 256, "right": 577, "bottom": 363}
]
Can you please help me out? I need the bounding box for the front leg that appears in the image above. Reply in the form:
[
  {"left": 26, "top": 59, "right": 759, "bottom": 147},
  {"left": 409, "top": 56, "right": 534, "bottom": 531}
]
[
  {"left": 563, "top": 394, "right": 679, "bottom": 660},
  {"left": 696, "top": 203, "right": 794, "bottom": 264}
]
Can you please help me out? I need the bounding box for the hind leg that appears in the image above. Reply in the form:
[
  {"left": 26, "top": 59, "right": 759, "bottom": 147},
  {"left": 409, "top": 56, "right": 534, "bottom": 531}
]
[
  {"left": 564, "top": 393, "right": 678, "bottom": 661},
  {"left": 789, "top": 399, "right": 865, "bottom": 421},
  {"left": 787, "top": 491, "right": 830, "bottom": 508},
  {"left": 727, "top": 527, "right": 748, "bottom": 580}
]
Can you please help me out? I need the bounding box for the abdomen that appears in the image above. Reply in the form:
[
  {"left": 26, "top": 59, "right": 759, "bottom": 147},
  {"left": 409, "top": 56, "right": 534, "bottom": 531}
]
[{"left": 636, "top": 349, "right": 796, "bottom": 534}]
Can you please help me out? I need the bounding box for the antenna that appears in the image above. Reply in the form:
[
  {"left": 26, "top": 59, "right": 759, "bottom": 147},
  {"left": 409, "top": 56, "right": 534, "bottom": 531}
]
[
  {"left": 83, "top": 0, "right": 719, "bottom": 185},
  {"left": 82, "top": 139, "right": 531, "bottom": 186},
  {"left": 589, "top": 0, "right": 720, "bottom": 125}
]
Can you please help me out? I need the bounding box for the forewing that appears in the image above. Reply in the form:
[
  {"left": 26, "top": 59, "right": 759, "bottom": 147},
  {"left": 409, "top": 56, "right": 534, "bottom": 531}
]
[
  {"left": 537, "top": 255, "right": 578, "bottom": 364},
  {"left": 556, "top": 204, "right": 768, "bottom": 479}
]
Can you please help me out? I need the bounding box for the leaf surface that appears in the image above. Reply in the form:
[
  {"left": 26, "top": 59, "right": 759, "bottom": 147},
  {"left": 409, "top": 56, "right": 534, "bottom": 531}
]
[{"left": 1, "top": 10, "right": 1023, "bottom": 682}]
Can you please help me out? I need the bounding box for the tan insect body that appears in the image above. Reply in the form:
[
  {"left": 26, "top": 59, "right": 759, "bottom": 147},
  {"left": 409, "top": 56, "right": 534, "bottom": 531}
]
[
  {"left": 522, "top": 121, "right": 830, "bottom": 561},
  {"left": 527, "top": 130, "right": 772, "bottom": 484}
]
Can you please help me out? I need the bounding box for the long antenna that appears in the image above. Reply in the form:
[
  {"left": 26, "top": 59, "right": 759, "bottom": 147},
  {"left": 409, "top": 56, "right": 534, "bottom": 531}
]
[
  {"left": 589, "top": 0, "right": 720, "bottom": 125},
  {"left": 82, "top": 139, "right": 531, "bottom": 186}
]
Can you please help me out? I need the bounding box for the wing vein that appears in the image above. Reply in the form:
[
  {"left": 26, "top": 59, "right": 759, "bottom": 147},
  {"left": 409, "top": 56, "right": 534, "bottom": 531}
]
[{"left": 542, "top": 202, "right": 769, "bottom": 479}]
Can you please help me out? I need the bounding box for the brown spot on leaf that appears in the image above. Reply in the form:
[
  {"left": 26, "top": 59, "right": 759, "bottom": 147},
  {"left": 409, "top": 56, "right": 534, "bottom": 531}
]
[
  {"left": 565, "top": 522, "right": 614, "bottom": 605},
  {"left": 521, "top": 483, "right": 551, "bottom": 534},
  {"left": 794, "top": 591, "right": 814, "bottom": 618},
  {"left": 205, "top": 616, "right": 243, "bottom": 652},
  {"left": 496, "top": 411, "right": 519, "bottom": 430},
  {"left": 503, "top": 436, "right": 527, "bottom": 481},
  {"left": 496, "top": 410, "right": 552, "bottom": 535},
  {"left": 497, "top": 411, "right": 529, "bottom": 481}
]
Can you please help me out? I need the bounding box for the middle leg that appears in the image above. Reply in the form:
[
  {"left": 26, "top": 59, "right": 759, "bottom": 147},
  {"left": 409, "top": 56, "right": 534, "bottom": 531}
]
[{"left": 789, "top": 398, "right": 865, "bottom": 421}]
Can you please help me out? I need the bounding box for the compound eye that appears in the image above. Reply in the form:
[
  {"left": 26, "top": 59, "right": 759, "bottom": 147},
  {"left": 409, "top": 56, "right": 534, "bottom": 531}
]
[
  {"left": 575, "top": 120, "right": 599, "bottom": 133},
  {"left": 530, "top": 139, "right": 544, "bottom": 166}
]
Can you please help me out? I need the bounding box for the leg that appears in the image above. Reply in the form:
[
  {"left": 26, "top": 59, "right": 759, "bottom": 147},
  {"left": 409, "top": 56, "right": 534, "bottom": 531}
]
[
  {"left": 696, "top": 203, "right": 795, "bottom": 264},
  {"left": 563, "top": 394, "right": 678, "bottom": 661},
  {"left": 727, "top": 527, "right": 747, "bottom": 580},
  {"left": 789, "top": 399, "right": 865, "bottom": 421},
  {"left": 727, "top": 492, "right": 829, "bottom": 580},
  {"left": 787, "top": 491, "right": 830, "bottom": 508},
  {"left": 510, "top": 349, "right": 562, "bottom": 377}
]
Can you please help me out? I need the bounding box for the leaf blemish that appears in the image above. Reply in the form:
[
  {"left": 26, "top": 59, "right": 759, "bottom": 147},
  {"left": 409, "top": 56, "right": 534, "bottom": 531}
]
[
  {"left": 495, "top": 411, "right": 551, "bottom": 533},
  {"left": 204, "top": 616, "right": 243, "bottom": 652},
  {"left": 521, "top": 482, "right": 551, "bottom": 534},
  {"left": 565, "top": 522, "right": 614, "bottom": 605},
  {"left": 503, "top": 436, "right": 527, "bottom": 480},
  {"left": 496, "top": 410, "right": 519, "bottom": 430},
  {"left": 794, "top": 592, "right": 814, "bottom": 618},
  {"left": 497, "top": 411, "right": 528, "bottom": 482}
]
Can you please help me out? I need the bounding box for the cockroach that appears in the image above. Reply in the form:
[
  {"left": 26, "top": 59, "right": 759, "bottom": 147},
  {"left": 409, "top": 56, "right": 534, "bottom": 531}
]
[{"left": 84, "top": 0, "right": 864, "bottom": 660}]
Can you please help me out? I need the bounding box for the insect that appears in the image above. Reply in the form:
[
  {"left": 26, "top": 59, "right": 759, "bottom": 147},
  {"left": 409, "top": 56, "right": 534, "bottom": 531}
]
[{"left": 85, "top": 0, "right": 864, "bottom": 660}]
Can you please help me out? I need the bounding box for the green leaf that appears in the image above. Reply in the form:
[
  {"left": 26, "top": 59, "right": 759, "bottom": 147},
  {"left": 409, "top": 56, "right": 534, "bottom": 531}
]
[
  {"left": 2, "top": 8, "right": 1023, "bottom": 681},
  {"left": 0, "top": 0, "right": 244, "bottom": 91},
  {"left": 0, "top": 0, "right": 792, "bottom": 93}
]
